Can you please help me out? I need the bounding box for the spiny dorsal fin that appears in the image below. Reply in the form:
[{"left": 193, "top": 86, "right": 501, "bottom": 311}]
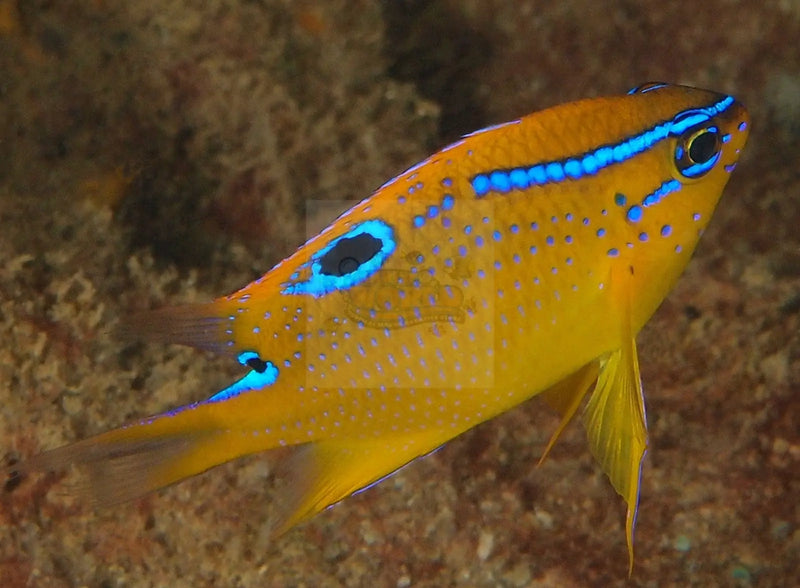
[{"left": 121, "top": 303, "right": 233, "bottom": 356}]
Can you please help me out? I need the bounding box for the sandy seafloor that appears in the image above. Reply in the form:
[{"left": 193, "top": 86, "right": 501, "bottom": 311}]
[{"left": 0, "top": 1, "right": 798, "bottom": 586}]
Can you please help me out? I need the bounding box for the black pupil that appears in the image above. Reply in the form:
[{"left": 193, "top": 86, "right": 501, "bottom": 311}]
[
  {"left": 319, "top": 233, "right": 382, "bottom": 277},
  {"left": 245, "top": 356, "right": 268, "bottom": 373},
  {"left": 688, "top": 130, "right": 718, "bottom": 164}
]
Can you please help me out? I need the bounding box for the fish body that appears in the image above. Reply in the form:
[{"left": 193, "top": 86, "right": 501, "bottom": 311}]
[{"left": 15, "top": 83, "right": 749, "bottom": 569}]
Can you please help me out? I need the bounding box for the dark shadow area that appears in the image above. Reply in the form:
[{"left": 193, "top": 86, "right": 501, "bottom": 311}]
[{"left": 381, "top": 0, "right": 495, "bottom": 144}]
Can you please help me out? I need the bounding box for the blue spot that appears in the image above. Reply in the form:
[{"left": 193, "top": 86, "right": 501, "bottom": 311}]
[
  {"left": 565, "top": 235, "right": 573, "bottom": 244},
  {"left": 529, "top": 245, "right": 537, "bottom": 255},
  {"left": 581, "top": 154, "right": 598, "bottom": 174},
  {"left": 530, "top": 222, "right": 539, "bottom": 231},
  {"left": 398, "top": 195, "right": 406, "bottom": 204},
  {"left": 509, "top": 168, "right": 529, "bottom": 189},
  {"left": 413, "top": 215, "right": 425, "bottom": 228},
  {"left": 490, "top": 171, "right": 511, "bottom": 192},
  {"left": 607, "top": 248, "right": 620, "bottom": 257},
  {"left": 546, "top": 162, "right": 565, "bottom": 181},
  {"left": 565, "top": 213, "right": 573, "bottom": 222},
  {"left": 564, "top": 159, "right": 582, "bottom": 179},
  {"left": 615, "top": 193, "right": 627, "bottom": 207},
  {"left": 582, "top": 217, "right": 590, "bottom": 226},
  {"left": 513, "top": 253, "right": 521, "bottom": 264},
  {"left": 661, "top": 225, "right": 672, "bottom": 236},
  {"left": 722, "top": 133, "right": 731, "bottom": 144},
  {"left": 441, "top": 194, "right": 455, "bottom": 210},
  {"left": 442, "top": 217, "right": 451, "bottom": 228},
  {"left": 458, "top": 245, "right": 467, "bottom": 256},
  {"left": 627, "top": 205, "right": 643, "bottom": 222},
  {"left": 693, "top": 212, "right": 701, "bottom": 221},
  {"left": 442, "top": 177, "right": 453, "bottom": 187},
  {"left": 510, "top": 223, "right": 519, "bottom": 233},
  {"left": 638, "top": 232, "right": 649, "bottom": 242},
  {"left": 528, "top": 165, "right": 547, "bottom": 184},
  {"left": 546, "top": 236, "right": 555, "bottom": 246},
  {"left": 472, "top": 174, "right": 490, "bottom": 196},
  {"left": 492, "top": 230, "right": 502, "bottom": 242},
  {"left": 475, "top": 236, "right": 485, "bottom": 248},
  {"left": 208, "top": 362, "right": 279, "bottom": 402},
  {"left": 464, "top": 225, "right": 472, "bottom": 235},
  {"left": 427, "top": 205, "right": 439, "bottom": 218},
  {"left": 282, "top": 219, "right": 396, "bottom": 296},
  {"left": 597, "top": 228, "right": 606, "bottom": 237},
  {"left": 738, "top": 121, "right": 748, "bottom": 131}
]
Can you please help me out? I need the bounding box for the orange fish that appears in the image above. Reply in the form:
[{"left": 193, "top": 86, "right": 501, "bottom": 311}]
[{"left": 11, "top": 83, "right": 749, "bottom": 571}]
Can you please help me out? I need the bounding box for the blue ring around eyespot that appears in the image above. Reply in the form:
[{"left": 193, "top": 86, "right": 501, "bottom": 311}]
[{"left": 281, "top": 219, "right": 396, "bottom": 296}]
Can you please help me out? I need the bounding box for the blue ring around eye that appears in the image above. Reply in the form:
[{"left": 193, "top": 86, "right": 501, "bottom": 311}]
[
  {"left": 281, "top": 219, "right": 396, "bottom": 296},
  {"left": 678, "top": 150, "right": 722, "bottom": 178}
]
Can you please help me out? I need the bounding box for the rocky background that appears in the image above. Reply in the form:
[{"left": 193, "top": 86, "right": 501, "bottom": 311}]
[{"left": 0, "top": 1, "right": 797, "bottom": 586}]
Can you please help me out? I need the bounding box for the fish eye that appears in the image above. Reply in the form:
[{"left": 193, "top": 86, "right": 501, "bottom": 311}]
[
  {"left": 674, "top": 126, "right": 721, "bottom": 178},
  {"left": 319, "top": 232, "right": 383, "bottom": 277}
]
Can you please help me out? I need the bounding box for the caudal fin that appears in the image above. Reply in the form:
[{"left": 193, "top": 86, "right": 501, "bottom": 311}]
[{"left": 10, "top": 406, "right": 272, "bottom": 506}]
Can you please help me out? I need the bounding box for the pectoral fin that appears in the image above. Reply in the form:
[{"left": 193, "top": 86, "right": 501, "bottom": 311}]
[{"left": 583, "top": 335, "right": 648, "bottom": 575}]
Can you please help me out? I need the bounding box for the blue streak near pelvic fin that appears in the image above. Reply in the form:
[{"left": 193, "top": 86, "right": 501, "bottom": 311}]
[
  {"left": 470, "top": 94, "right": 734, "bottom": 197},
  {"left": 282, "top": 219, "right": 396, "bottom": 297},
  {"left": 207, "top": 360, "right": 279, "bottom": 403}
]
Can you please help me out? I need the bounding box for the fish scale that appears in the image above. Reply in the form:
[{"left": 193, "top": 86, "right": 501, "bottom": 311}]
[{"left": 12, "top": 82, "right": 749, "bottom": 573}]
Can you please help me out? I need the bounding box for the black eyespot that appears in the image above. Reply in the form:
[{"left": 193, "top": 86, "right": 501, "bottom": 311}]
[
  {"left": 319, "top": 232, "right": 382, "bottom": 277},
  {"left": 675, "top": 126, "right": 721, "bottom": 178},
  {"left": 245, "top": 355, "right": 268, "bottom": 373}
]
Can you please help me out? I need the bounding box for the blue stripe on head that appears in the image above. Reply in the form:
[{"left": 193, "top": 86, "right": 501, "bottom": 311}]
[{"left": 468, "top": 94, "right": 734, "bottom": 198}]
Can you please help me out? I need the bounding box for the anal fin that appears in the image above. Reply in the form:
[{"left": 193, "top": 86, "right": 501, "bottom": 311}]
[{"left": 268, "top": 432, "right": 446, "bottom": 537}]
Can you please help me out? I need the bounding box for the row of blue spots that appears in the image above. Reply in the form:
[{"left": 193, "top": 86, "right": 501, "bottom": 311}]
[
  {"left": 411, "top": 193, "right": 456, "bottom": 229},
  {"left": 642, "top": 178, "right": 681, "bottom": 207},
  {"left": 470, "top": 95, "right": 735, "bottom": 198}
]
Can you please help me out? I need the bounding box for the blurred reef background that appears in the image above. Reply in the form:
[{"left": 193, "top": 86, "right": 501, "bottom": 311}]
[{"left": 0, "top": 1, "right": 798, "bottom": 586}]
